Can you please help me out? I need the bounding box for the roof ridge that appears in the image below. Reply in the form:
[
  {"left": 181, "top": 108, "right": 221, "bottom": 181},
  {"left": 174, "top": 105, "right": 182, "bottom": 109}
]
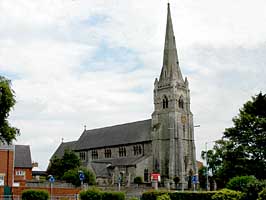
[{"left": 83, "top": 118, "right": 151, "bottom": 133}]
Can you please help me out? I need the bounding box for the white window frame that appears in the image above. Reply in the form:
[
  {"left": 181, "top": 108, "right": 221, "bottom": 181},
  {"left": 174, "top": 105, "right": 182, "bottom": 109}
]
[
  {"left": 0, "top": 173, "right": 5, "bottom": 186},
  {"left": 16, "top": 170, "right": 25, "bottom": 176}
]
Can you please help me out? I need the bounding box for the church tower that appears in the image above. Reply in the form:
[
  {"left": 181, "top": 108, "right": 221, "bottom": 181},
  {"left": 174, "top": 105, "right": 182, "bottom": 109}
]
[{"left": 151, "top": 3, "right": 197, "bottom": 187}]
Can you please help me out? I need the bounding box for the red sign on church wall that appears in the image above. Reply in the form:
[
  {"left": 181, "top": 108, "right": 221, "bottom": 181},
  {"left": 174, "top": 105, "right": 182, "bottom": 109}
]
[{"left": 151, "top": 173, "right": 161, "bottom": 182}]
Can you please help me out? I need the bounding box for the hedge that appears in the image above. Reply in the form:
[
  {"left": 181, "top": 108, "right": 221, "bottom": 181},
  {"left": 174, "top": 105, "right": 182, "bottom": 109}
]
[
  {"left": 258, "top": 188, "right": 266, "bottom": 200},
  {"left": 142, "top": 190, "right": 168, "bottom": 200},
  {"left": 79, "top": 188, "right": 125, "bottom": 200},
  {"left": 169, "top": 191, "right": 215, "bottom": 200},
  {"left": 142, "top": 190, "right": 216, "bottom": 200},
  {"left": 211, "top": 189, "right": 243, "bottom": 200},
  {"left": 157, "top": 194, "right": 171, "bottom": 200},
  {"left": 22, "top": 189, "right": 49, "bottom": 200},
  {"left": 102, "top": 191, "right": 125, "bottom": 200}
]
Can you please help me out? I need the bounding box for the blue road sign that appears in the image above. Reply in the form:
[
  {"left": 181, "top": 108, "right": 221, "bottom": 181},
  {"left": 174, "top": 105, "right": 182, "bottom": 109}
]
[
  {"left": 79, "top": 172, "right": 85, "bottom": 181},
  {"left": 192, "top": 175, "right": 198, "bottom": 184},
  {"left": 49, "top": 175, "right": 55, "bottom": 183}
]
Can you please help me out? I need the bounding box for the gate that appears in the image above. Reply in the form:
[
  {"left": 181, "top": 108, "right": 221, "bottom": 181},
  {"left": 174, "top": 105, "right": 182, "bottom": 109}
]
[{"left": 3, "top": 186, "right": 11, "bottom": 199}]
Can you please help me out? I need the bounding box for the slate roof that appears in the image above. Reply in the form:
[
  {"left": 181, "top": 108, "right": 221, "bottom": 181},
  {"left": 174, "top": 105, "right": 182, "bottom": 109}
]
[
  {"left": 92, "top": 155, "right": 150, "bottom": 166},
  {"left": 51, "top": 141, "right": 77, "bottom": 160},
  {"left": 91, "top": 163, "right": 111, "bottom": 178},
  {"left": 14, "top": 145, "right": 32, "bottom": 168},
  {"left": 91, "top": 156, "right": 150, "bottom": 178},
  {"left": 75, "top": 119, "right": 152, "bottom": 151}
]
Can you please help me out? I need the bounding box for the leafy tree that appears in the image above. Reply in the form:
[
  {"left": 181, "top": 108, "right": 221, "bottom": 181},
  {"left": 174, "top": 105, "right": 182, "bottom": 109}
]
[
  {"left": 223, "top": 92, "right": 266, "bottom": 179},
  {"left": 226, "top": 176, "right": 266, "bottom": 200},
  {"left": 201, "top": 93, "right": 266, "bottom": 187},
  {"left": 47, "top": 150, "right": 81, "bottom": 179},
  {"left": 0, "top": 76, "right": 19, "bottom": 144},
  {"left": 62, "top": 167, "right": 96, "bottom": 186}
]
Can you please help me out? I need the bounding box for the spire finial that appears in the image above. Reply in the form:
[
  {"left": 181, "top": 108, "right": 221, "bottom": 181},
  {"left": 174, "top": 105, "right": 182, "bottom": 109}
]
[{"left": 84, "top": 125, "right": 87, "bottom": 131}]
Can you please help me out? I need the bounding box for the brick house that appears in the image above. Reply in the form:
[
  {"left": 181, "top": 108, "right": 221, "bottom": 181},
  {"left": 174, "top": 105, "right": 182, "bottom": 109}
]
[
  {"left": 0, "top": 144, "right": 32, "bottom": 190},
  {"left": 0, "top": 145, "right": 14, "bottom": 188},
  {"left": 13, "top": 145, "right": 33, "bottom": 186}
]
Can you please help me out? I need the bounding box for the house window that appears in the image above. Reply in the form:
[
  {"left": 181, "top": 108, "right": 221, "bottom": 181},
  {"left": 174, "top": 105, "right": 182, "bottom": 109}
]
[
  {"left": 0, "top": 174, "right": 4, "bottom": 186},
  {"left": 79, "top": 152, "right": 86, "bottom": 161},
  {"left": 16, "top": 170, "right": 25, "bottom": 176},
  {"left": 163, "top": 96, "right": 168, "bottom": 109},
  {"left": 119, "top": 147, "right": 126, "bottom": 157},
  {"left": 105, "top": 149, "right": 112, "bottom": 158},
  {"left": 133, "top": 145, "right": 142, "bottom": 156},
  {"left": 91, "top": 150, "right": 98, "bottom": 160}
]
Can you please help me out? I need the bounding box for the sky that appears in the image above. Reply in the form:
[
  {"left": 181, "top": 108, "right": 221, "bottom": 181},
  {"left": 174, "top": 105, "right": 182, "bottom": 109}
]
[{"left": 1, "top": 0, "right": 266, "bottom": 170}]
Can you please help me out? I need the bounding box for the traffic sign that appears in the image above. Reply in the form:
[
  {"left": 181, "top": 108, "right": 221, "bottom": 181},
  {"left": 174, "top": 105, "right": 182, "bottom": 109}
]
[
  {"left": 192, "top": 175, "right": 198, "bottom": 184},
  {"left": 48, "top": 175, "right": 55, "bottom": 183},
  {"left": 79, "top": 172, "right": 85, "bottom": 181}
]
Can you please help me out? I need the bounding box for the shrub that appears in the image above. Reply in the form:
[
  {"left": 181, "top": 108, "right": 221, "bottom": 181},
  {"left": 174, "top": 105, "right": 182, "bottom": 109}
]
[
  {"left": 169, "top": 191, "right": 215, "bottom": 200},
  {"left": 142, "top": 190, "right": 168, "bottom": 200},
  {"left": 211, "top": 189, "right": 243, "bottom": 200},
  {"left": 102, "top": 191, "right": 125, "bottom": 200},
  {"left": 226, "top": 176, "right": 266, "bottom": 200},
  {"left": 79, "top": 188, "right": 125, "bottom": 200},
  {"left": 243, "top": 179, "right": 266, "bottom": 200},
  {"left": 156, "top": 194, "right": 171, "bottom": 200},
  {"left": 258, "top": 188, "right": 266, "bottom": 200},
  {"left": 134, "top": 176, "right": 143, "bottom": 184},
  {"left": 79, "top": 187, "right": 102, "bottom": 200},
  {"left": 22, "top": 189, "right": 49, "bottom": 200},
  {"left": 226, "top": 176, "right": 256, "bottom": 192},
  {"left": 173, "top": 177, "right": 180, "bottom": 184}
]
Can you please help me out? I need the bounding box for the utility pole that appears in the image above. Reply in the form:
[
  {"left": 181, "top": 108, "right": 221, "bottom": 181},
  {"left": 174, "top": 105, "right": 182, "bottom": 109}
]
[{"left": 205, "top": 142, "right": 209, "bottom": 191}]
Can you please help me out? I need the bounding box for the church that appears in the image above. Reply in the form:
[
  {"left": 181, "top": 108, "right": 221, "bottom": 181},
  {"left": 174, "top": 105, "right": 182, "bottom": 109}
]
[{"left": 51, "top": 3, "right": 197, "bottom": 188}]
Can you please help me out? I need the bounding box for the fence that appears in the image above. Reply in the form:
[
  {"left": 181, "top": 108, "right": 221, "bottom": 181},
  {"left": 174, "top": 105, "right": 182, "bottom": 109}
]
[{"left": 0, "top": 194, "right": 78, "bottom": 200}]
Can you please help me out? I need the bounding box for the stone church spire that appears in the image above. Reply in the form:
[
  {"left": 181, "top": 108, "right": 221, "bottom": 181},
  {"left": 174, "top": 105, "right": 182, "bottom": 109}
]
[
  {"left": 160, "top": 3, "right": 184, "bottom": 83},
  {"left": 152, "top": 3, "right": 197, "bottom": 188}
]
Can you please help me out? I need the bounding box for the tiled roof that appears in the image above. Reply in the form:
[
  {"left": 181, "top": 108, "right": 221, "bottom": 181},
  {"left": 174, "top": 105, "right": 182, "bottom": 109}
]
[
  {"left": 75, "top": 119, "right": 151, "bottom": 151},
  {"left": 50, "top": 141, "right": 77, "bottom": 160},
  {"left": 14, "top": 145, "right": 32, "bottom": 168}
]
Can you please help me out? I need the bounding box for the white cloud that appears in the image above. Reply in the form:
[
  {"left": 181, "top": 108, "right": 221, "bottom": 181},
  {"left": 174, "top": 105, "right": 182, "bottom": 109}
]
[{"left": 1, "top": 0, "right": 266, "bottom": 169}]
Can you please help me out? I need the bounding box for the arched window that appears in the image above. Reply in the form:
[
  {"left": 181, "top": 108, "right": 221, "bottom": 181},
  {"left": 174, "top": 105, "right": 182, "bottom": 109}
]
[
  {"left": 179, "top": 97, "right": 184, "bottom": 109},
  {"left": 163, "top": 96, "right": 168, "bottom": 109}
]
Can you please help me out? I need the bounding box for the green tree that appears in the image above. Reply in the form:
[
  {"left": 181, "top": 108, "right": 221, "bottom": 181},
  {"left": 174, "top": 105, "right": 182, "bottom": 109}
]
[
  {"left": 201, "top": 93, "right": 266, "bottom": 187},
  {"left": 47, "top": 150, "right": 81, "bottom": 179},
  {"left": 62, "top": 167, "right": 96, "bottom": 186},
  {"left": 0, "top": 76, "right": 19, "bottom": 144},
  {"left": 223, "top": 92, "right": 266, "bottom": 179}
]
